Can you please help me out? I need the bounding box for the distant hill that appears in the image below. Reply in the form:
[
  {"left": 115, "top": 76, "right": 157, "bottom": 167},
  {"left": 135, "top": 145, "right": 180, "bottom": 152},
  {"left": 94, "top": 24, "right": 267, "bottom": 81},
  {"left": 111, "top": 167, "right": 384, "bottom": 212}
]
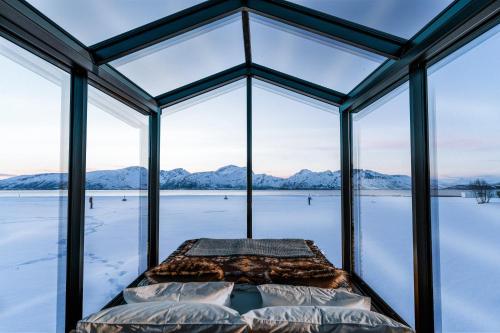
[
  {"left": 0, "top": 166, "right": 147, "bottom": 190},
  {"left": 0, "top": 165, "right": 498, "bottom": 190}
]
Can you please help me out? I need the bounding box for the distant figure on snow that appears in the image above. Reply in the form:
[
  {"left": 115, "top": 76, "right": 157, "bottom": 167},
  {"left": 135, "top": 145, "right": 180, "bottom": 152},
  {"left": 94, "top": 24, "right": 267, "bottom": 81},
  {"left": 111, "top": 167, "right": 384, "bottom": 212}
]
[
  {"left": 89, "top": 196, "right": 93, "bottom": 209},
  {"left": 224, "top": 195, "right": 228, "bottom": 200},
  {"left": 307, "top": 194, "right": 312, "bottom": 206},
  {"left": 122, "top": 195, "right": 127, "bottom": 202}
]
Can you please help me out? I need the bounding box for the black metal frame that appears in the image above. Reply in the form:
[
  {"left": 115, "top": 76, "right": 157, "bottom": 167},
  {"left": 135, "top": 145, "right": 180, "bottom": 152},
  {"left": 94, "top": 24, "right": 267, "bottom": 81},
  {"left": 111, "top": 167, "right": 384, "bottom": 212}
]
[
  {"left": 65, "top": 68, "right": 87, "bottom": 332},
  {"left": 1, "top": 0, "right": 498, "bottom": 331},
  {"left": 409, "top": 61, "right": 434, "bottom": 333},
  {"left": 340, "top": 110, "right": 353, "bottom": 273},
  {"left": 246, "top": 76, "right": 253, "bottom": 238},
  {"left": 148, "top": 110, "right": 161, "bottom": 269}
]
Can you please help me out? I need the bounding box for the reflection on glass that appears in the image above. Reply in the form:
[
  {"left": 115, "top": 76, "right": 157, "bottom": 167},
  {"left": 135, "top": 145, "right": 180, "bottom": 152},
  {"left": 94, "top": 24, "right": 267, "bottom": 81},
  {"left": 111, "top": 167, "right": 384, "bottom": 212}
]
[
  {"left": 252, "top": 80, "right": 342, "bottom": 267},
  {"left": 428, "top": 25, "right": 500, "bottom": 333},
  {"left": 290, "top": 0, "right": 453, "bottom": 39},
  {"left": 159, "top": 80, "right": 247, "bottom": 261},
  {"left": 83, "top": 86, "right": 148, "bottom": 316},
  {"left": 111, "top": 14, "right": 244, "bottom": 96},
  {"left": 0, "top": 36, "right": 70, "bottom": 333},
  {"left": 26, "top": 0, "right": 206, "bottom": 45},
  {"left": 352, "top": 83, "right": 414, "bottom": 326},
  {"left": 250, "top": 14, "right": 385, "bottom": 93}
]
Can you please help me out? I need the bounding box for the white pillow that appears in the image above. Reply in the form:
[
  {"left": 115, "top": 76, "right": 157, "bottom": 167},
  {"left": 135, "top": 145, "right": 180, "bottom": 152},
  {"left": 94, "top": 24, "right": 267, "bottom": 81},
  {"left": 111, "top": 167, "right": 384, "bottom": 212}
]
[
  {"left": 242, "top": 306, "right": 414, "bottom": 333},
  {"left": 258, "top": 284, "right": 371, "bottom": 310},
  {"left": 123, "top": 281, "right": 234, "bottom": 306},
  {"left": 77, "top": 301, "right": 248, "bottom": 333}
]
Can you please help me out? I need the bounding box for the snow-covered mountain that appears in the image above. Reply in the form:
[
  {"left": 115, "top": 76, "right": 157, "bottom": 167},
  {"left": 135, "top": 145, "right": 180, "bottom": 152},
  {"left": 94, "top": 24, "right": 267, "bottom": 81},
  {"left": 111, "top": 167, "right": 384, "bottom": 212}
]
[
  {"left": 1, "top": 165, "right": 497, "bottom": 190},
  {"left": 0, "top": 166, "right": 148, "bottom": 190},
  {"left": 353, "top": 169, "right": 412, "bottom": 190}
]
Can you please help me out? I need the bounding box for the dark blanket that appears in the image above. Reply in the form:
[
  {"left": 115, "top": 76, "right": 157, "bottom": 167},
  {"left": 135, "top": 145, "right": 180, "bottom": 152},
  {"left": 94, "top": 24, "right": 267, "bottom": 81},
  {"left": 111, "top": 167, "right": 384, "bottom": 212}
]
[{"left": 146, "top": 239, "right": 351, "bottom": 290}]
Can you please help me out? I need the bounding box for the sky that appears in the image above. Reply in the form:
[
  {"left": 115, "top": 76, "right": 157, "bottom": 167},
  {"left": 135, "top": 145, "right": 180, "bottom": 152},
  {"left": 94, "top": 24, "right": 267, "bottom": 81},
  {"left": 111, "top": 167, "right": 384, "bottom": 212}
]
[{"left": 0, "top": 4, "right": 498, "bottom": 179}]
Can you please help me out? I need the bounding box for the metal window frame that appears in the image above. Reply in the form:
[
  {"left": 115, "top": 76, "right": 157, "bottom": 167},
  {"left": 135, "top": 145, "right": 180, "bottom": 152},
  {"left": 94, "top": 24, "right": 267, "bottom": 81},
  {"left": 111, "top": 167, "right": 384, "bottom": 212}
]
[
  {"left": 0, "top": 0, "right": 498, "bottom": 331},
  {"left": 156, "top": 64, "right": 347, "bottom": 109},
  {"left": 65, "top": 67, "right": 87, "bottom": 332},
  {"left": 148, "top": 110, "right": 161, "bottom": 269},
  {"left": 89, "top": 0, "right": 405, "bottom": 65},
  {"left": 409, "top": 60, "right": 434, "bottom": 333},
  {"left": 246, "top": 75, "right": 253, "bottom": 238}
]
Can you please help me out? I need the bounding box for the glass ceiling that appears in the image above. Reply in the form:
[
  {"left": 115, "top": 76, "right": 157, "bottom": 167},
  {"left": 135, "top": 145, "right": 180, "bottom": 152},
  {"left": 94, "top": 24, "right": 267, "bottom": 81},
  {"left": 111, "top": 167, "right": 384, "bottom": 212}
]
[
  {"left": 250, "top": 14, "right": 386, "bottom": 94},
  {"left": 111, "top": 14, "right": 244, "bottom": 96},
  {"left": 26, "top": 0, "right": 206, "bottom": 46},
  {"left": 290, "top": 0, "right": 454, "bottom": 39},
  {"left": 24, "top": 0, "right": 459, "bottom": 99}
]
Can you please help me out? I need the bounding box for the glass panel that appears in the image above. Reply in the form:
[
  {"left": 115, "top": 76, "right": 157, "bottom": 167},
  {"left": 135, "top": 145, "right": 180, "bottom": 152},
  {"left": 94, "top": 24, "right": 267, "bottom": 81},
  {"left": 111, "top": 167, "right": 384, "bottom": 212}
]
[
  {"left": 83, "top": 86, "right": 148, "bottom": 316},
  {"left": 250, "top": 14, "right": 385, "bottom": 94},
  {"left": 159, "top": 81, "right": 247, "bottom": 261},
  {"left": 0, "top": 37, "right": 70, "bottom": 333},
  {"left": 290, "top": 0, "right": 453, "bottom": 39},
  {"left": 252, "top": 80, "right": 342, "bottom": 267},
  {"left": 26, "top": 0, "right": 206, "bottom": 45},
  {"left": 111, "top": 15, "right": 244, "bottom": 96},
  {"left": 352, "top": 83, "right": 414, "bottom": 326},
  {"left": 428, "top": 25, "right": 500, "bottom": 333}
]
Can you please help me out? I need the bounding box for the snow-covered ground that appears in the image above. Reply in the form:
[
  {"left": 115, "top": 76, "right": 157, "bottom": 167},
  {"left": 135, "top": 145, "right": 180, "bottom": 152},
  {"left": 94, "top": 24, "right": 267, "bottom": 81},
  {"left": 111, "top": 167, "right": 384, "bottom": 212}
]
[{"left": 0, "top": 191, "right": 499, "bottom": 333}]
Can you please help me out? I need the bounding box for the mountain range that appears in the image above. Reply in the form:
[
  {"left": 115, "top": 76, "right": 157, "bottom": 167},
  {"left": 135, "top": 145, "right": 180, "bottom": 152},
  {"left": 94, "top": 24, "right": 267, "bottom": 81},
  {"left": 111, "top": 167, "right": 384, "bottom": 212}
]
[{"left": 0, "top": 165, "right": 498, "bottom": 190}]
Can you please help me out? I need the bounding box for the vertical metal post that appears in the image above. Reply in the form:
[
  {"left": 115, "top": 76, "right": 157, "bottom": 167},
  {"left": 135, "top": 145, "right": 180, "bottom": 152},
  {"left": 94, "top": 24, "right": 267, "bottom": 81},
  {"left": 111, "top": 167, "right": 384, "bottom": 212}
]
[
  {"left": 65, "top": 67, "right": 87, "bottom": 332},
  {"left": 340, "top": 110, "right": 353, "bottom": 272},
  {"left": 246, "top": 76, "right": 253, "bottom": 238},
  {"left": 243, "top": 8, "right": 253, "bottom": 239},
  {"left": 148, "top": 110, "right": 161, "bottom": 267},
  {"left": 409, "top": 61, "right": 435, "bottom": 333}
]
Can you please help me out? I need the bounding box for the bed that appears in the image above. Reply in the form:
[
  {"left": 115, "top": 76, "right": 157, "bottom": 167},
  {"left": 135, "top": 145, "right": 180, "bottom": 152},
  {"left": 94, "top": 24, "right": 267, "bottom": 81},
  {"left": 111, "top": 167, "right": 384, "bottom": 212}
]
[{"left": 77, "top": 239, "right": 414, "bottom": 332}]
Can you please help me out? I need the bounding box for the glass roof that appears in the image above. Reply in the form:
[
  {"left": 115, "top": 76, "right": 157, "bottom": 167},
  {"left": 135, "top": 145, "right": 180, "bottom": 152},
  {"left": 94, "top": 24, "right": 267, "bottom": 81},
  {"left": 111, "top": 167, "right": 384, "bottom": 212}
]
[
  {"left": 23, "top": 0, "right": 460, "bottom": 100},
  {"left": 111, "top": 14, "right": 244, "bottom": 97},
  {"left": 290, "top": 0, "right": 454, "bottom": 39},
  {"left": 26, "top": 0, "right": 206, "bottom": 46},
  {"left": 250, "top": 14, "right": 385, "bottom": 94}
]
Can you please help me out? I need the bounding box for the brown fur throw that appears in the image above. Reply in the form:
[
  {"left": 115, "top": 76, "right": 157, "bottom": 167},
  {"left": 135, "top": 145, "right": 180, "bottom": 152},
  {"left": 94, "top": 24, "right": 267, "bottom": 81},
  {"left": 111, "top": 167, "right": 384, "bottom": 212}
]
[
  {"left": 146, "top": 258, "right": 224, "bottom": 283},
  {"left": 145, "top": 239, "right": 351, "bottom": 290}
]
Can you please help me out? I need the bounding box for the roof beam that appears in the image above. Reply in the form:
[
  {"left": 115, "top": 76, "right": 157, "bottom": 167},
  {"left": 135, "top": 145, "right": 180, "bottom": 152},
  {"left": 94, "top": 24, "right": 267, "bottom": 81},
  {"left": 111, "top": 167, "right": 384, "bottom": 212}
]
[
  {"left": 341, "top": 0, "right": 499, "bottom": 113},
  {"left": 90, "top": 0, "right": 243, "bottom": 65},
  {"left": 0, "top": 0, "right": 158, "bottom": 114},
  {"left": 156, "top": 63, "right": 347, "bottom": 108},
  {"left": 91, "top": 0, "right": 407, "bottom": 65},
  {"left": 242, "top": 10, "right": 252, "bottom": 66},
  {"left": 246, "top": 0, "right": 406, "bottom": 60},
  {"left": 250, "top": 63, "right": 347, "bottom": 106},
  {"left": 156, "top": 64, "right": 248, "bottom": 108}
]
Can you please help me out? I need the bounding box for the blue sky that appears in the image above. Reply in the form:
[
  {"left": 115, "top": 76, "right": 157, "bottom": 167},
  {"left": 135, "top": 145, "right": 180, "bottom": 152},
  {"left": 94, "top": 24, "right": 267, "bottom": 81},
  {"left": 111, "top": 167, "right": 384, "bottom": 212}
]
[{"left": 0, "top": 4, "right": 498, "bottom": 179}]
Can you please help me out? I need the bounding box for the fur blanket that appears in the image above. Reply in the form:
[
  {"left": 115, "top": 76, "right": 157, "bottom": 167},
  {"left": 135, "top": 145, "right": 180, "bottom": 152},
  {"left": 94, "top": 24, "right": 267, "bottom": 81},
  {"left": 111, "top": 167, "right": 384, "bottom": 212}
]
[{"left": 146, "top": 239, "right": 351, "bottom": 290}]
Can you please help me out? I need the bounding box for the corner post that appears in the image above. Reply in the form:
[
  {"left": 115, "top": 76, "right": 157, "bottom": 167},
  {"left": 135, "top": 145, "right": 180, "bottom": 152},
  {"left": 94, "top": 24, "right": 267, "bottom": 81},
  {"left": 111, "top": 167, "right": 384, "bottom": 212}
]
[
  {"left": 409, "top": 60, "right": 435, "bottom": 333},
  {"left": 340, "top": 109, "right": 353, "bottom": 272},
  {"left": 148, "top": 109, "right": 161, "bottom": 268},
  {"left": 246, "top": 75, "right": 253, "bottom": 238},
  {"left": 65, "top": 67, "right": 87, "bottom": 332}
]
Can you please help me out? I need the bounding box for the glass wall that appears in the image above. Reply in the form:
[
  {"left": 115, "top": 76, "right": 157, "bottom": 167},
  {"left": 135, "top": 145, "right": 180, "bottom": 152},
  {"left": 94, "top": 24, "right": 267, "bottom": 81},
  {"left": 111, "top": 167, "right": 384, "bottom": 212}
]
[
  {"left": 0, "top": 37, "right": 70, "bottom": 332},
  {"left": 428, "top": 25, "right": 500, "bottom": 333},
  {"left": 159, "top": 81, "right": 247, "bottom": 261},
  {"left": 252, "top": 80, "right": 342, "bottom": 267},
  {"left": 83, "top": 86, "right": 149, "bottom": 315},
  {"left": 352, "top": 83, "right": 414, "bottom": 326}
]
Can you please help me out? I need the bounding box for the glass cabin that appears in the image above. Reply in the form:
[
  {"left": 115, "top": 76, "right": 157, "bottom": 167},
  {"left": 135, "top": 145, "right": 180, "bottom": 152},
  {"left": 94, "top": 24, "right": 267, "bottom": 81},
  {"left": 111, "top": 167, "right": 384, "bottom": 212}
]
[{"left": 0, "top": 0, "right": 499, "bottom": 332}]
